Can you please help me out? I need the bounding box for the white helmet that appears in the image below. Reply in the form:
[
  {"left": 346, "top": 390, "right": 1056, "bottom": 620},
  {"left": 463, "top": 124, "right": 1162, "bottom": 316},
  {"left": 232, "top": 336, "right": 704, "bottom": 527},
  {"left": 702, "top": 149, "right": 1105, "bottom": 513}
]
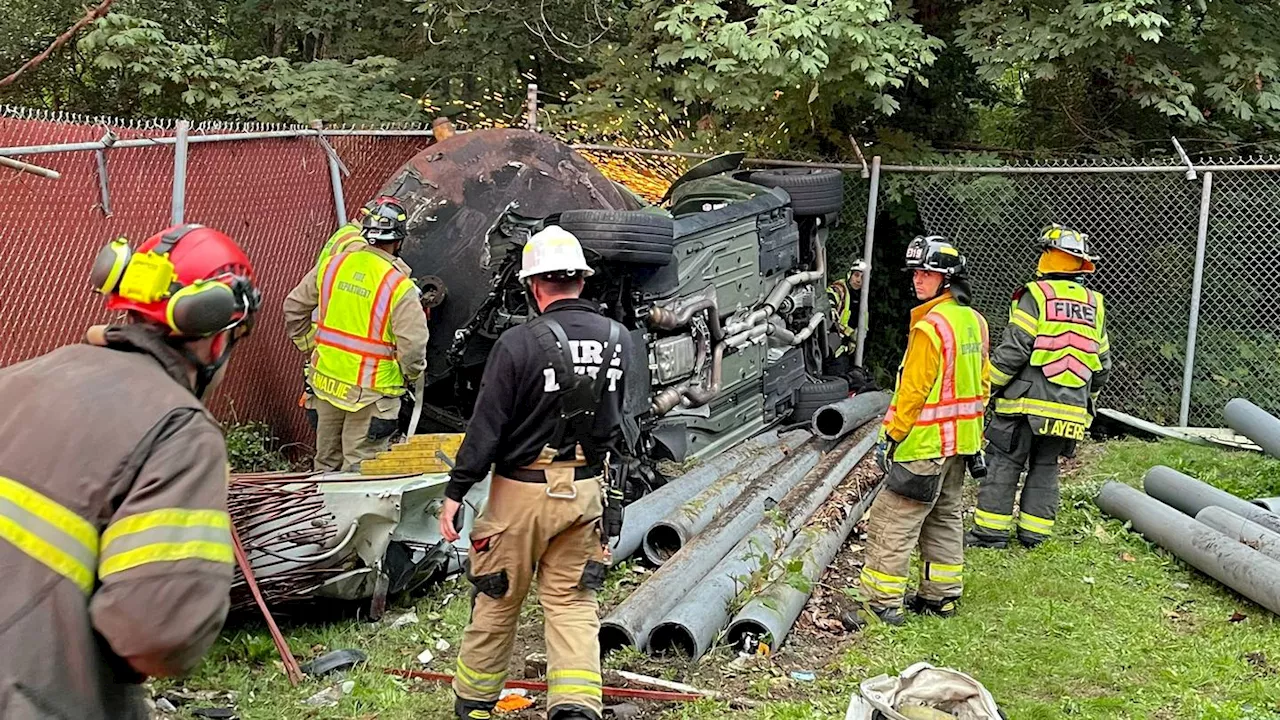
[{"left": 518, "top": 225, "right": 595, "bottom": 280}]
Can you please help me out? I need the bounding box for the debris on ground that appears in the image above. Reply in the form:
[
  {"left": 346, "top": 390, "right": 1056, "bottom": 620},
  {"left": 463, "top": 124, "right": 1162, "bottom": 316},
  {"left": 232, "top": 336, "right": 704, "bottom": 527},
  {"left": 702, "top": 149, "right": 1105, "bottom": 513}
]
[
  {"left": 299, "top": 648, "right": 368, "bottom": 676},
  {"left": 790, "top": 670, "right": 816, "bottom": 682},
  {"left": 416, "top": 648, "right": 435, "bottom": 665},
  {"left": 848, "top": 662, "right": 1003, "bottom": 720},
  {"left": 387, "top": 609, "right": 419, "bottom": 629},
  {"left": 495, "top": 690, "right": 535, "bottom": 713},
  {"left": 303, "top": 681, "right": 354, "bottom": 708}
]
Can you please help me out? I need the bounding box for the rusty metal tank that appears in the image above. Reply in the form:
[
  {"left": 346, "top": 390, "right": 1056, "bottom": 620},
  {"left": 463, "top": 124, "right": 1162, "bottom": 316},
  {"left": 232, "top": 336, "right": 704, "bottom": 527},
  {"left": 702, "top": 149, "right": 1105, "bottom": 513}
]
[{"left": 377, "top": 129, "right": 629, "bottom": 393}]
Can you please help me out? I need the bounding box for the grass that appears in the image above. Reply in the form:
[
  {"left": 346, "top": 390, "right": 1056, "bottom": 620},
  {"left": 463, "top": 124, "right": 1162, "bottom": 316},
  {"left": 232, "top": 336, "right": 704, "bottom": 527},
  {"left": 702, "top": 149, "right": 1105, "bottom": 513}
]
[{"left": 166, "top": 439, "right": 1280, "bottom": 719}]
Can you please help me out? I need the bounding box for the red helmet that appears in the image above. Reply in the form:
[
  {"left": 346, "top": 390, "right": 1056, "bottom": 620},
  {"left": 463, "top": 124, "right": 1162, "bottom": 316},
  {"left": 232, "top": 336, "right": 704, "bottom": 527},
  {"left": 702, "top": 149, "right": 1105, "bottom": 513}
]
[{"left": 93, "top": 224, "right": 261, "bottom": 337}]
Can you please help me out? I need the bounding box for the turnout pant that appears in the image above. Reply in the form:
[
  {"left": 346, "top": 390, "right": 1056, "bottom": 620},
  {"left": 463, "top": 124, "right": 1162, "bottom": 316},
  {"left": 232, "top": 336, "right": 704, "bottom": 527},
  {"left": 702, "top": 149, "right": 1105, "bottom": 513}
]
[
  {"left": 859, "top": 456, "right": 966, "bottom": 607},
  {"left": 312, "top": 396, "right": 400, "bottom": 472},
  {"left": 974, "top": 414, "right": 1071, "bottom": 543},
  {"left": 454, "top": 471, "right": 607, "bottom": 718}
]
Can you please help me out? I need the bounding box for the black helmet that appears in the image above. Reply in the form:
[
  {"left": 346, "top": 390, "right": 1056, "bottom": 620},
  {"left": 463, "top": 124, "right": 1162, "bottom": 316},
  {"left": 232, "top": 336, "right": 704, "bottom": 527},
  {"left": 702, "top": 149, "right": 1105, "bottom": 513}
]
[
  {"left": 362, "top": 196, "right": 408, "bottom": 244},
  {"left": 904, "top": 235, "right": 966, "bottom": 278},
  {"left": 1040, "top": 224, "right": 1097, "bottom": 261}
]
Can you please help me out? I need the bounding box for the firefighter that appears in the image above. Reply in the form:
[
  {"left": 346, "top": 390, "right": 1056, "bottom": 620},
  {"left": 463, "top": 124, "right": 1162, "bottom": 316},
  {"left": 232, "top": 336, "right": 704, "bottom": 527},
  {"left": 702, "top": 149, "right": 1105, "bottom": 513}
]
[
  {"left": 853, "top": 235, "right": 990, "bottom": 626},
  {"left": 0, "top": 225, "right": 261, "bottom": 719},
  {"left": 828, "top": 260, "right": 865, "bottom": 360},
  {"left": 438, "top": 226, "right": 632, "bottom": 720},
  {"left": 966, "top": 225, "right": 1111, "bottom": 549},
  {"left": 296, "top": 198, "right": 412, "bottom": 433},
  {"left": 284, "top": 197, "right": 429, "bottom": 472}
]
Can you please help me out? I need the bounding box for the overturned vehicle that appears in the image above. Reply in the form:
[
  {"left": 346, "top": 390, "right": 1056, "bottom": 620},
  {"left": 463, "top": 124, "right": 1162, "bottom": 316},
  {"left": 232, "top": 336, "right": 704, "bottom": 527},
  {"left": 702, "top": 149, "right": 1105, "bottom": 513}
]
[{"left": 231, "top": 129, "right": 849, "bottom": 611}]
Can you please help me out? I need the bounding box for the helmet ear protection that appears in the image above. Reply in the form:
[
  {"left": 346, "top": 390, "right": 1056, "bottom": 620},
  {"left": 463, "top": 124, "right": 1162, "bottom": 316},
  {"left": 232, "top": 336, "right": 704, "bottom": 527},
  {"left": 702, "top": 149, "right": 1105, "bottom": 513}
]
[{"left": 90, "top": 224, "right": 250, "bottom": 337}]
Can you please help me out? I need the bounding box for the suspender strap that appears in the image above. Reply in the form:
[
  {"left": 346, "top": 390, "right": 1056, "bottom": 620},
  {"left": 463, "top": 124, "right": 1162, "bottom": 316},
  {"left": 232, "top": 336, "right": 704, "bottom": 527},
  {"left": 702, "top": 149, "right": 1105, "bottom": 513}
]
[{"left": 532, "top": 316, "right": 621, "bottom": 455}]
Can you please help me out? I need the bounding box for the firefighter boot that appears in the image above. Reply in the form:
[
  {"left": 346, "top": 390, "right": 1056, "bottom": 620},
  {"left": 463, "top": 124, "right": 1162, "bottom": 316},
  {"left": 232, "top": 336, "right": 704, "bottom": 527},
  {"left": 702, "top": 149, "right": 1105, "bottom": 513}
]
[
  {"left": 455, "top": 697, "right": 496, "bottom": 720},
  {"left": 905, "top": 592, "right": 960, "bottom": 618},
  {"left": 840, "top": 605, "right": 907, "bottom": 631},
  {"left": 548, "top": 705, "right": 601, "bottom": 720},
  {"left": 964, "top": 528, "right": 1009, "bottom": 549}
]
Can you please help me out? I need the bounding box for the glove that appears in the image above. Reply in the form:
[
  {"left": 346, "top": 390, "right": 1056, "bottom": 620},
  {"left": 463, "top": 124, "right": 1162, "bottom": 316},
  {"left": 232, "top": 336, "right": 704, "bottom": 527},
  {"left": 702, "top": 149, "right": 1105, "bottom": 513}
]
[{"left": 875, "top": 440, "right": 897, "bottom": 474}]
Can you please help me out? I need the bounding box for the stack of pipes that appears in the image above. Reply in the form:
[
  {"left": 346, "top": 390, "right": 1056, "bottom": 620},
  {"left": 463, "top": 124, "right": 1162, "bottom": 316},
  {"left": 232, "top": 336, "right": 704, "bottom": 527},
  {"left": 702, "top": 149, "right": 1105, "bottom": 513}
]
[{"left": 603, "top": 392, "right": 889, "bottom": 659}]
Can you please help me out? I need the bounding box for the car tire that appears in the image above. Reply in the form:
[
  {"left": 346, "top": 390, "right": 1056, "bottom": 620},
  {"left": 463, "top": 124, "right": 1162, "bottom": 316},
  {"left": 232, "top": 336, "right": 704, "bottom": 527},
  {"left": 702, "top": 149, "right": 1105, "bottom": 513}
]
[
  {"left": 558, "top": 209, "right": 676, "bottom": 267},
  {"left": 790, "top": 376, "right": 850, "bottom": 423},
  {"left": 745, "top": 169, "right": 844, "bottom": 217}
]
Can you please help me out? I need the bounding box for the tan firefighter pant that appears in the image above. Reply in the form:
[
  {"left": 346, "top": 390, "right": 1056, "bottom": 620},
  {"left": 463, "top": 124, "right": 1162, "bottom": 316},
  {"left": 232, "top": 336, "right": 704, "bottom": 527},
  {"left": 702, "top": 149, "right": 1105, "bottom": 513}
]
[
  {"left": 454, "top": 467, "right": 607, "bottom": 717},
  {"left": 312, "top": 396, "right": 400, "bottom": 472},
  {"left": 859, "top": 456, "right": 966, "bottom": 608}
]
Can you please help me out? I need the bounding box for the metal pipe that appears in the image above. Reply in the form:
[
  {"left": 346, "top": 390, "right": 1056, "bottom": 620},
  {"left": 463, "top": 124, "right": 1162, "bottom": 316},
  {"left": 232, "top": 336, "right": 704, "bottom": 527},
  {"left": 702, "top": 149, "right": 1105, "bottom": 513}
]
[
  {"left": 0, "top": 127, "right": 433, "bottom": 158},
  {"left": 611, "top": 431, "right": 794, "bottom": 561},
  {"left": 1096, "top": 481, "right": 1280, "bottom": 615},
  {"left": 93, "top": 149, "right": 111, "bottom": 214},
  {"left": 854, "top": 156, "right": 880, "bottom": 366},
  {"left": 723, "top": 242, "right": 827, "bottom": 338},
  {"left": 765, "top": 313, "right": 825, "bottom": 346},
  {"left": 0, "top": 155, "right": 60, "bottom": 179},
  {"left": 727, "top": 476, "right": 882, "bottom": 653},
  {"left": 1224, "top": 398, "right": 1280, "bottom": 459},
  {"left": 641, "top": 440, "right": 795, "bottom": 566},
  {"left": 1195, "top": 506, "right": 1280, "bottom": 564},
  {"left": 811, "top": 391, "right": 891, "bottom": 442},
  {"left": 314, "top": 120, "right": 348, "bottom": 225},
  {"left": 878, "top": 163, "right": 1280, "bottom": 174},
  {"left": 171, "top": 120, "right": 189, "bottom": 225},
  {"left": 600, "top": 443, "right": 822, "bottom": 653},
  {"left": 1179, "top": 171, "right": 1213, "bottom": 425},
  {"left": 1143, "top": 465, "right": 1280, "bottom": 535},
  {"left": 1256, "top": 498, "right": 1280, "bottom": 514},
  {"left": 647, "top": 289, "right": 723, "bottom": 342},
  {"left": 648, "top": 427, "right": 878, "bottom": 658}
]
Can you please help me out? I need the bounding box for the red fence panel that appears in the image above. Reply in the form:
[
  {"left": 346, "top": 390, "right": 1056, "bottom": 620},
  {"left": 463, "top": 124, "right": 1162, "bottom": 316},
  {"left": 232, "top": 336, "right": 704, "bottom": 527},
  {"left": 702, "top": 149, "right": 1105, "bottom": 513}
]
[{"left": 0, "top": 108, "right": 432, "bottom": 451}]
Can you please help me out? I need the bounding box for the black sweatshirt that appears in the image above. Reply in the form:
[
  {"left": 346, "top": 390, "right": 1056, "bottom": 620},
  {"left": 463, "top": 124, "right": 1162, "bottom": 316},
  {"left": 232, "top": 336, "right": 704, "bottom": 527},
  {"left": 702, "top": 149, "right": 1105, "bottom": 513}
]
[{"left": 446, "top": 298, "right": 633, "bottom": 502}]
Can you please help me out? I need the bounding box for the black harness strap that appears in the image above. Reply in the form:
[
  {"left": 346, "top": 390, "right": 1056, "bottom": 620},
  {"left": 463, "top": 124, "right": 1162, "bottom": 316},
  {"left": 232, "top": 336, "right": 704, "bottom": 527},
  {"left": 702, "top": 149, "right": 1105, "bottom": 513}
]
[{"left": 530, "top": 316, "right": 621, "bottom": 457}]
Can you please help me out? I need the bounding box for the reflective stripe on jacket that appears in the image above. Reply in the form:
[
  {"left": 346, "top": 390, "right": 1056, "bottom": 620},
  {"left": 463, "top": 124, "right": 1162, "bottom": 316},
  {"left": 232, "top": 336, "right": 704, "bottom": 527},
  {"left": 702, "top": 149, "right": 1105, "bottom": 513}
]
[
  {"left": 312, "top": 247, "right": 416, "bottom": 409},
  {"left": 991, "top": 277, "right": 1112, "bottom": 432},
  {"left": 884, "top": 295, "right": 991, "bottom": 462},
  {"left": 0, "top": 325, "right": 234, "bottom": 720}
]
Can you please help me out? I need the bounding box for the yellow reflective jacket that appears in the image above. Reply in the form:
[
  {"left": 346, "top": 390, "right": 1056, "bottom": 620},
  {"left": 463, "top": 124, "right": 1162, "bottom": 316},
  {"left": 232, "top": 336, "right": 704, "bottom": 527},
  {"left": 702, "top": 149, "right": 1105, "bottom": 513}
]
[{"left": 883, "top": 292, "right": 991, "bottom": 461}]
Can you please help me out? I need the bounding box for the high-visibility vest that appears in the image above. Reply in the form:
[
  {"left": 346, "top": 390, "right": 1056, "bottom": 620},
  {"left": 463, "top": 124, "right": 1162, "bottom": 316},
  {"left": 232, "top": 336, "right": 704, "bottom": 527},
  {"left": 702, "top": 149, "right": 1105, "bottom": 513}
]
[
  {"left": 297, "top": 223, "right": 368, "bottom": 353},
  {"left": 317, "top": 222, "right": 366, "bottom": 268},
  {"left": 884, "top": 299, "right": 988, "bottom": 462},
  {"left": 313, "top": 249, "right": 415, "bottom": 407},
  {"left": 827, "top": 279, "right": 857, "bottom": 357},
  {"left": 1023, "top": 279, "right": 1105, "bottom": 388}
]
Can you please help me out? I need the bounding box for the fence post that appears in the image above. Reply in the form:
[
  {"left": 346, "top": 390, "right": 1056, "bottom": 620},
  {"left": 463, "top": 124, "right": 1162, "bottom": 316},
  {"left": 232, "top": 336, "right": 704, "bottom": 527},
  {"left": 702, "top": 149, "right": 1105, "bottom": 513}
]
[
  {"left": 170, "top": 120, "right": 189, "bottom": 225},
  {"left": 526, "top": 83, "right": 539, "bottom": 131},
  {"left": 314, "top": 120, "right": 347, "bottom": 225},
  {"left": 854, "top": 156, "right": 881, "bottom": 367},
  {"left": 1179, "top": 170, "right": 1213, "bottom": 426}
]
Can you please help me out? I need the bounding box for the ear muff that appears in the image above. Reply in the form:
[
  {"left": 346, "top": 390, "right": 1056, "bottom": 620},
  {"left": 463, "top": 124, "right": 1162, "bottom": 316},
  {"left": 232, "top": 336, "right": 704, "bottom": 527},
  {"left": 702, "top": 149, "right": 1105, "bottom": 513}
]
[
  {"left": 166, "top": 280, "right": 238, "bottom": 336},
  {"left": 90, "top": 238, "right": 132, "bottom": 295}
]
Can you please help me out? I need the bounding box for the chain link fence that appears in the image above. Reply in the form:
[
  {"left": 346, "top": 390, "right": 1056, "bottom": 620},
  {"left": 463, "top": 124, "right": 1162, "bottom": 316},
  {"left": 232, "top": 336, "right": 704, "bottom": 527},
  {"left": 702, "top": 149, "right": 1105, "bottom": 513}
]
[
  {"left": 890, "top": 160, "right": 1280, "bottom": 426},
  {"left": 4, "top": 106, "right": 1275, "bottom": 440},
  {"left": 586, "top": 146, "right": 1280, "bottom": 426},
  {"left": 0, "top": 106, "right": 433, "bottom": 449}
]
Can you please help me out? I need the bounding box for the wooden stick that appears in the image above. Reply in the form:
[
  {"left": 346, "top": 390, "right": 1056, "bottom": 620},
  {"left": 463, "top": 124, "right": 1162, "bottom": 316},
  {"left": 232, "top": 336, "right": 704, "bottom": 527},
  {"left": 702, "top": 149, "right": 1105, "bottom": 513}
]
[
  {"left": 0, "top": 0, "right": 119, "bottom": 88},
  {"left": 384, "top": 668, "right": 707, "bottom": 703},
  {"left": 608, "top": 669, "right": 761, "bottom": 708},
  {"left": 230, "top": 524, "right": 304, "bottom": 685}
]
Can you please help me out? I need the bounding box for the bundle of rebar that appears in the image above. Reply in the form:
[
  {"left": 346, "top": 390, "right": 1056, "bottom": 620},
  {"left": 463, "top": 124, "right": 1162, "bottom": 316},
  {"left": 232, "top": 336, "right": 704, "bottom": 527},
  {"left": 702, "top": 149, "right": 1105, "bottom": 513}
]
[{"left": 228, "top": 473, "right": 344, "bottom": 611}]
